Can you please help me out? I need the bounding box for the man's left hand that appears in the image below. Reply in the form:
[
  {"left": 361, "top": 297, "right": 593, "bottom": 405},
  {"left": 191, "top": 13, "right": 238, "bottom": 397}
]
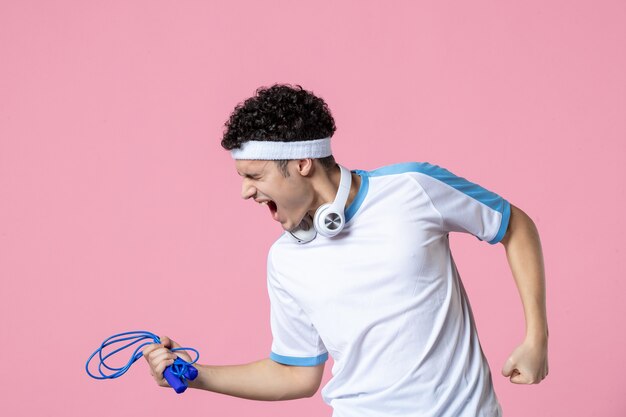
[{"left": 501, "top": 338, "right": 549, "bottom": 384}]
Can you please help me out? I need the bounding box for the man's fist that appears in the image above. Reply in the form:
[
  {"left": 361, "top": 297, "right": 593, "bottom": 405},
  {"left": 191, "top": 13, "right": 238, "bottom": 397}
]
[
  {"left": 502, "top": 339, "right": 549, "bottom": 384},
  {"left": 142, "top": 335, "right": 192, "bottom": 387}
]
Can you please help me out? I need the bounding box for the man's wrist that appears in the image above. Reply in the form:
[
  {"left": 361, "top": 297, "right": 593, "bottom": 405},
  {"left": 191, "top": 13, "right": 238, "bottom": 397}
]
[
  {"left": 524, "top": 326, "right": 549, "bottom": 345},
  {"left": 187, "top": 363, "right": 208, "bottom": 391}
]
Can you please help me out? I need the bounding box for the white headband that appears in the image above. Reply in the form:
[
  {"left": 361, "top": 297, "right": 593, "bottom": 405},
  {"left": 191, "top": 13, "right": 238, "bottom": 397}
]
[{"left": 230, "top": 137, "right": 332, "bottom": 160}]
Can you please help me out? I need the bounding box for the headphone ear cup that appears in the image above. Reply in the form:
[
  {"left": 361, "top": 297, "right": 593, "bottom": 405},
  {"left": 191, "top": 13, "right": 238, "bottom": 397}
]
[{"left": 314, "top": 202, "right": 345, "bottom": 238}]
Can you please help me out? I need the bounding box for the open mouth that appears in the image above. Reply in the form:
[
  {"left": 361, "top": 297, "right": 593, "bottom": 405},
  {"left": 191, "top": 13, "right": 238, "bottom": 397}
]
[
  {"left": 259, "top": 200, "right": 279, "bottom": 221},
  {"left": 268, "top": 201, "right": 280, "bottom": 221},
  {"left": 268, "top": 200, "right": 277, "bottom": 216}
]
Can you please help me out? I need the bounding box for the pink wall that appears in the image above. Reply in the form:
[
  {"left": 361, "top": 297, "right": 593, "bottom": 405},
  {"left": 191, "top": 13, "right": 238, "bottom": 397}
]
[{"left": 1, "top": 1, "right": 624, "bottom": 416}]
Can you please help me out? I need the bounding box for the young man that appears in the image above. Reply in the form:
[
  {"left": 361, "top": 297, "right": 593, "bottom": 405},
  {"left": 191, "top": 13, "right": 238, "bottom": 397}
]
[{"left": 144, "top": 84, "right": 549, "bottom": 416}]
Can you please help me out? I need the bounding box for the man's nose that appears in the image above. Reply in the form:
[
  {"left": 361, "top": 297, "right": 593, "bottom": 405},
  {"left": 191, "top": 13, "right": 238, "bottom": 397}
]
[{"left": 241, "top": 179, "right": 256, "bottom": 200}]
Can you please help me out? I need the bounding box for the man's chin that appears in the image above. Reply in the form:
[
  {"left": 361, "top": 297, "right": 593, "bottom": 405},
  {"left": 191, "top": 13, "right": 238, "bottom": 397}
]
[
  {"left": 283, "top": 223, "right": 297, "bottom": 233},
  {"left": 282, "top": 218, "right": 303, "bottom": 233},
  {"left": 284, "top": 215, "right": 313, "bottom": 233}
]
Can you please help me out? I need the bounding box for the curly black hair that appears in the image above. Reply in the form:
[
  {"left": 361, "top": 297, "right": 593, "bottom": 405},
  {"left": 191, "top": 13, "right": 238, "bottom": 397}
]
[{"left": 221, "top": 84, "right": 337, "bottom": 175}]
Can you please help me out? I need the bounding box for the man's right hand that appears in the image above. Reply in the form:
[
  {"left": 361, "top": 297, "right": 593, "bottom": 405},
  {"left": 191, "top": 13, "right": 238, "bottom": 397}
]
[{"left": 142, "top": 335, "right": 193, "bottom": 388}]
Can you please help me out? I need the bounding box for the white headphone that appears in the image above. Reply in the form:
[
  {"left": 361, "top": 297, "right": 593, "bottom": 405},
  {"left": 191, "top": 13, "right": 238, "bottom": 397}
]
[{"left": 288, "top": 164, "right": 352, "bottom": 244}]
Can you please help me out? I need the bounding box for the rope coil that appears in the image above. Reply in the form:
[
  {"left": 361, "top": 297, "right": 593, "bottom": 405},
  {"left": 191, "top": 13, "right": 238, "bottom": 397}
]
[{"left": 86, "top": 330, "right": 200, "bottom": 393}]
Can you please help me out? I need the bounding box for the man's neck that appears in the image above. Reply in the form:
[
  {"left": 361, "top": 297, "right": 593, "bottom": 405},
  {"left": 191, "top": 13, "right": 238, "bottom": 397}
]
[{"left": 309, "top": 164, "right": 361, "bottom": 215}]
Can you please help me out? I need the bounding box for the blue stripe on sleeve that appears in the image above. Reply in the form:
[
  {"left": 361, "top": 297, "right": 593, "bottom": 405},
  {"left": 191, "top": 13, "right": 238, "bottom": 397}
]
[
  {"left": 270, "top": 351, "right": 329, "bottom": 366},
  {"left": 488, "top": 200, "right": 511, "bottom": 244}
]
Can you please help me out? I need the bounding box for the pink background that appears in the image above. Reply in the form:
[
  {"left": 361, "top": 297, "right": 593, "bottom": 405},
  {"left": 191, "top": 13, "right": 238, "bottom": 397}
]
[{"left": 1, "top": 1, "right": 624, "bottom": 416}]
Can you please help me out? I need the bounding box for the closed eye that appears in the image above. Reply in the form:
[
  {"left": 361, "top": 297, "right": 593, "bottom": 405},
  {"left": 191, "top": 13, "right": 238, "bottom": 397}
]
[{"left": 237, "top": 172, "right": 260, "bottom": 180}]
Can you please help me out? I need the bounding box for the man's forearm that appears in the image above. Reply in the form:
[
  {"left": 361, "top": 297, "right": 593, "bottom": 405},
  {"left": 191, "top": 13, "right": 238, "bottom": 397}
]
[
  {"left": 188, "top": 358, "right": 320, "bottom": 401},
  {"left": 502, "top": 205, "right": 548, "bottom": 341}
]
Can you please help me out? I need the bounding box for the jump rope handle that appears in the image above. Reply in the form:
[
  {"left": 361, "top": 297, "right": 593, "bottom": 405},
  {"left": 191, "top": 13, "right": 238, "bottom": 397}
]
[{"left": 163, "top": 356, "right": 199, "bottom": 393}]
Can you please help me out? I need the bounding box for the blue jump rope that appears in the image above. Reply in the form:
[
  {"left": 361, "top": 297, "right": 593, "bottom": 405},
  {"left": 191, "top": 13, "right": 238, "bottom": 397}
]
[{"left": 85, "top": 330, "right": 200, "bottom": 394}]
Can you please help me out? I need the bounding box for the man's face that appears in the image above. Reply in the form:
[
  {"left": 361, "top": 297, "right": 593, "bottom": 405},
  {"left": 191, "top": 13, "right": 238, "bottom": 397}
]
[{"left": 235, "top": 160, "right": 313, "bottom": 232}]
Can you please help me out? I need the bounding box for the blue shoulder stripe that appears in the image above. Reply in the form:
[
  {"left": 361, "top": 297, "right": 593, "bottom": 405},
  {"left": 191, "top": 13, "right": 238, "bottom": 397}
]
[
  {"left": 364, "top": 162, "right": 508, "bottom": 213},
  {"left": 355, "top": 162, "right": 511, "bottom": 244}
]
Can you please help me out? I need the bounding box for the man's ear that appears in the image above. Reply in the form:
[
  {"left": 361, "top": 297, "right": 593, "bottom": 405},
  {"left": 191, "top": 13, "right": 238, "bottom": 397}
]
[{"left": 295, "top": 159, "right": 315, "bottom": 177}]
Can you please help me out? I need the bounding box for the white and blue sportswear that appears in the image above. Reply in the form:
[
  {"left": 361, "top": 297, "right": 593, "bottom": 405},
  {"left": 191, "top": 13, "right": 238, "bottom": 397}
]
[{"left": 267, "top": 162, "right": 510, "bottom": 417}]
